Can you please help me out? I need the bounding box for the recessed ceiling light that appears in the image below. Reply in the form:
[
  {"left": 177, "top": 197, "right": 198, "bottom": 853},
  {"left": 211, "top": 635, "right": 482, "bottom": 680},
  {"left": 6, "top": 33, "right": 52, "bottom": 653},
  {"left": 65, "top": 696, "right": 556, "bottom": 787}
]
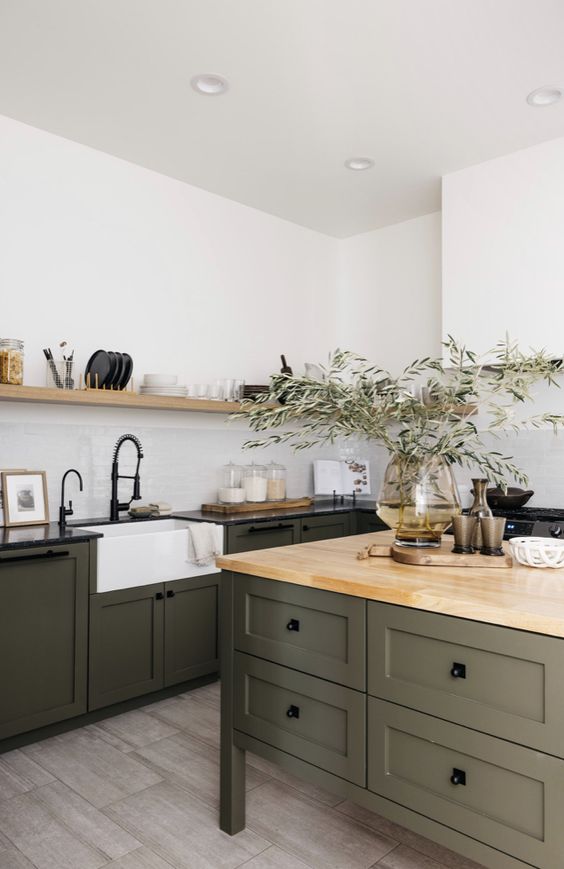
[
  {"left": 526, "top": 85, "right": 563, "bottom": 107},
  {"left": 190, "top": 74, "right": 229, "bottom": 96},
  {"left": 344, "top": 157, "right": 374, "bottom": 171}
]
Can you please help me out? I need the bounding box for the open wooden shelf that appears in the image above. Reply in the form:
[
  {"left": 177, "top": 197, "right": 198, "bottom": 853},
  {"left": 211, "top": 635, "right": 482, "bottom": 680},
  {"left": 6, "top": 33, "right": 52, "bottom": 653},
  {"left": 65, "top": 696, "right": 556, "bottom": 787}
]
[{"left": 0, "top": 384, "right": 243, "bottom": 414}]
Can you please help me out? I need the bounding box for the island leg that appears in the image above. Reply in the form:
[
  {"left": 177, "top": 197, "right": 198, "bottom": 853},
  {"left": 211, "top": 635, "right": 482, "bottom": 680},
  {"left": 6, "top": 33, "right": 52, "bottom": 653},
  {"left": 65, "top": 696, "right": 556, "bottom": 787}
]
[{"left": 220, "top": 571, "right": 246, "bottom": 834}]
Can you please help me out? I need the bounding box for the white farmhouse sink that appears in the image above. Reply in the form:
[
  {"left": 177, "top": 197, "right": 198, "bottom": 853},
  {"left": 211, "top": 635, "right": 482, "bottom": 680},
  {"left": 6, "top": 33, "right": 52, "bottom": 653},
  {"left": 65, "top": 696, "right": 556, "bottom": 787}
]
[{"left": 77, "top": 519, "right": 223, "bottom": 592}]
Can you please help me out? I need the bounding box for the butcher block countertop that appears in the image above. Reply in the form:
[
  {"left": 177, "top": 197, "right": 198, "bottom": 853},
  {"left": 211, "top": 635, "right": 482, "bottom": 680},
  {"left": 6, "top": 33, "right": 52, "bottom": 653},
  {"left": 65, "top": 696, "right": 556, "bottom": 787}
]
[{"left": 217, "top": 530, "right": 564, "bottom": 638}]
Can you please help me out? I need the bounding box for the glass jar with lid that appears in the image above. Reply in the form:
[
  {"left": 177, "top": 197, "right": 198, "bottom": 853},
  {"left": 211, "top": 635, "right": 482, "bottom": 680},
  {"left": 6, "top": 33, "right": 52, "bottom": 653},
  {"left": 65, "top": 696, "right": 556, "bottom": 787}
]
[
  {"left": 218, "top": 462, "right": 246, "bottom": 504},
  {"left": 266, "top": 461, "right": 287, "bottom": 501},
  {"left": 0, "top": 339, "right": 24, "bottom": 385},
  {"left": 243, "top": 462, "right": 268, "bottom": 503}
]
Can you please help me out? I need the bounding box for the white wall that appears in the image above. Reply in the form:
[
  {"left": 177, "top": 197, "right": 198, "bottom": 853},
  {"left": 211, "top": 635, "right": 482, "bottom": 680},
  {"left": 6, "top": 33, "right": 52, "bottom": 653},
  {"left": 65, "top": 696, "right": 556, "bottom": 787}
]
[
  {"left": 0, "top": 115, "right": 338, "bottom": 387},
  {"left": 443, "top": 135, "right": 564, "bottom": 358},
  {"left": 0, "top": 115, "right": 384, "bottom": 518},
  {"left": 338, "top": 213, "right": 442, "bottom": 372}
]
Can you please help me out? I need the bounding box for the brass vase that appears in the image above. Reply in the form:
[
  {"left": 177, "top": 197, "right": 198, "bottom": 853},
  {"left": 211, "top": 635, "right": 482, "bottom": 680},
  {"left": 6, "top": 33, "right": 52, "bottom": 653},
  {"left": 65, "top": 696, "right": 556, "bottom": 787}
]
[{"left": 377, "top": 455, "right": 461, "bottom": 547}]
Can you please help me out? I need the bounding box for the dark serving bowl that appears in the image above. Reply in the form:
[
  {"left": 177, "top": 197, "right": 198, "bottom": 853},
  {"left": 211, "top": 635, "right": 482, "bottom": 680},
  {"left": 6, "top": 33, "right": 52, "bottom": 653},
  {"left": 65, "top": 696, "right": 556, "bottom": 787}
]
[{"left": 486, "top": 487, "right": 534, "bottom": 510}]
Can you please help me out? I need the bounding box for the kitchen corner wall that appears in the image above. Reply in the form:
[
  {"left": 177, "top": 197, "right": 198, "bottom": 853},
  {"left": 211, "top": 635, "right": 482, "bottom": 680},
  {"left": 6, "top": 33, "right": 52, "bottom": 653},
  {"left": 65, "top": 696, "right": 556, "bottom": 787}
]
[{"left": 337, "top": 212, "right": 443, "bottom": 369}]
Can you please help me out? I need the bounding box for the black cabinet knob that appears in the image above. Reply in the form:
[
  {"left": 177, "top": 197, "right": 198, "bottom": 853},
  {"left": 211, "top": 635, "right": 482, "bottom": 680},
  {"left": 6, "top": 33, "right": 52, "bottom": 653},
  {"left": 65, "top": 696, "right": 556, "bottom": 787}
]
[
  {"left": 450, "top": 768, "right": 466, "bottom": 786},
  {"left": 450, "top": 662, "right": 466, "bottom": 679},
  {"left": 286, "top": 704, "right": 300, "bottom": 719},
  {"left": 155, "top": 591, "right": 164, "bottom": 600},
  {"left": 303, "top": 524, "right": 310, "bottom": 531},
  {"left": 286, "top": 618, "right": 300, "bottom": 632},
  {"left": 166, "top": 590, "right": 175, "bottom": 598}
]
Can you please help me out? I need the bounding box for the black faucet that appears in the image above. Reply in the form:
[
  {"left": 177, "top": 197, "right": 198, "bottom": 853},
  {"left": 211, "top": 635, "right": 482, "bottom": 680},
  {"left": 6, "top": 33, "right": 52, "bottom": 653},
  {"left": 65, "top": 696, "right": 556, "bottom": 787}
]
[
  {"left": 110, "top": 433, "right": 144, "bottom": 521},
  {"left": 59, "top": 468, "right": 84, "bottom": 527}
]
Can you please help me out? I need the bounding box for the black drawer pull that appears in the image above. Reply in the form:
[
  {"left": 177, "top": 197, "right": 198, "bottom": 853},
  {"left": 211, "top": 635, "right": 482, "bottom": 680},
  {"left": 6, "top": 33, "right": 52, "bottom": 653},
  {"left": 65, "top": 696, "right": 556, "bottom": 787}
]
[
  {"left": 166, "top": 590, "right": 175, "bottom": 598},
  {"left": 450, "top": 768, "right": 466, "bottom": 786},
  {"left": 302, "top": 524, "right": 310, "bottom": 531},
  {"left": 248, "top": 523, "right": 293, "bottom": 533},
  {"left": 155, "top": 591, "right": 164, "bottom": 600},
  {"left": 286, "top": 705, "right": 300, "bottom": 719},
  {"left": 0, "top": 549, "right": 70, "bottom": 564},
  {"left": 450, "top": 662, "right": 467, "bottom": 679},
  {"left": 286, "top": 618, "right": 300, "bottom": 632}
]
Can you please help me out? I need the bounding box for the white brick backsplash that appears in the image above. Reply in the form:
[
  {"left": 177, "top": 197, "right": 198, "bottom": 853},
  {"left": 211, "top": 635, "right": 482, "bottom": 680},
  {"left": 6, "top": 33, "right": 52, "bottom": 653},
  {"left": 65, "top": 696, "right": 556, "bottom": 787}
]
[{"left": 0, "top": 418, "right": 562, "bottom": 520}]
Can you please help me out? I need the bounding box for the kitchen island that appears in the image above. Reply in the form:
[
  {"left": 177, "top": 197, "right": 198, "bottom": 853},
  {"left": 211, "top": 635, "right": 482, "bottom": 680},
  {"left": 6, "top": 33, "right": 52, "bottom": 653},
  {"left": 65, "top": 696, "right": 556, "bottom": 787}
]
[{"left": 217, "top": 531, "right": 564, "bottom": 869}]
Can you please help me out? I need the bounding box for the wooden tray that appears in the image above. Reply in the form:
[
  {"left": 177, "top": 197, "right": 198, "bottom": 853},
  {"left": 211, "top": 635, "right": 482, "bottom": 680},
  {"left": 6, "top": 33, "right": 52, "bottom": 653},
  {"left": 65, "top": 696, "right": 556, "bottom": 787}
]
[
  {"left": 202, "top": 497, "right": 313, "bottom": 514},
  {"left": 358, "top": 539, "right": 513, "bottom": 568}
]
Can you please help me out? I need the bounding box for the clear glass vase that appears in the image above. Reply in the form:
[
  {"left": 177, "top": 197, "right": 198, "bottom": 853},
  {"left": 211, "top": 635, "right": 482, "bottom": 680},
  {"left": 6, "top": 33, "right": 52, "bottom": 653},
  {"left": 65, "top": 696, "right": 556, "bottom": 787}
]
[{"left": 377, "top": 455, "right": 461, "bottom": 547}]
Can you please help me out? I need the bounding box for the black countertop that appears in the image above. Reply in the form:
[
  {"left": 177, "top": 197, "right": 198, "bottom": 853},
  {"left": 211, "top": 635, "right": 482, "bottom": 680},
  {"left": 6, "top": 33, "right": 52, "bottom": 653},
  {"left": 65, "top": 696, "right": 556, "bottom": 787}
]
[
  {"left": 0, "top": 501, "right": 381, "bottom": 552},
  {"left": 0, "top": 523, "right": 103, "bottom": 553},
  {"left": 173, "top": 499, "right": 379, "bottom": 526}
]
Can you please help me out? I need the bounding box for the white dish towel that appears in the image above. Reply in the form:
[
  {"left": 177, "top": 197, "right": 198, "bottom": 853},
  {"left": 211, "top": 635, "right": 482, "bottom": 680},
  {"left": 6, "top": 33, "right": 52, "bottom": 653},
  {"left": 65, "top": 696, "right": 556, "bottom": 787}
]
[{"left": 188, "top": 522, "right": 222, "bottom": 566}]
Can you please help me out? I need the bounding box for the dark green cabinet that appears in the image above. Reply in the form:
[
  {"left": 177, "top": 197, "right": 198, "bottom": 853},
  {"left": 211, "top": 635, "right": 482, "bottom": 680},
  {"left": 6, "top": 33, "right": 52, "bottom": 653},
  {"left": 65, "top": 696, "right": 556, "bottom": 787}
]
[
  {"left": 226, "top": 520, "right": 300, "bottom": 554},
  {"left": 300, "top": 513, "right": 351, "bottom": 542},
  {"left": 89, "top": 584, "right": 164, "bottom": 710},
  {"left": 0, "top": 543, "right": 89, "bottom": 739},
  {"left": 89, "top": 573, "right": 219, "bottom": 710},
  {"left": 356, "top": 512, "right": 387, "bottom": 534},
  {"left": 164, "top": 576, "right": 219, "bottom": 686}
]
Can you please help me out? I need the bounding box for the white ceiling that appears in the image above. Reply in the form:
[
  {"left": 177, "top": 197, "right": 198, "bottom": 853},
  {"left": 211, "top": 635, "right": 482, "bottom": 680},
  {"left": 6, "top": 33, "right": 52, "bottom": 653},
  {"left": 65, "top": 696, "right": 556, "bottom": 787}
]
[{"left": 1, "top": 0, "right": 564, "bottom": 237}]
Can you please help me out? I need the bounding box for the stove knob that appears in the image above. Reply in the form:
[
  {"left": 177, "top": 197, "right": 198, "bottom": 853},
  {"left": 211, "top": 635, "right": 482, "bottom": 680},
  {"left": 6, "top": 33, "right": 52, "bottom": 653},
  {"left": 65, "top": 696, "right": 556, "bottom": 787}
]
[{"left": 549, "top": 524, "right": 563, "bottom": 538}]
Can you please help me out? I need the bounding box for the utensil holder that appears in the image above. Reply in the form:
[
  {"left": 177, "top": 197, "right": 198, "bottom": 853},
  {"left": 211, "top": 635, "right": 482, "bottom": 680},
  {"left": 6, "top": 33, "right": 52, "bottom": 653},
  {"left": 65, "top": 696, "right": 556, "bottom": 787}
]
[{"left": 46, "top": 359, "right": 74, "bottom": 390}]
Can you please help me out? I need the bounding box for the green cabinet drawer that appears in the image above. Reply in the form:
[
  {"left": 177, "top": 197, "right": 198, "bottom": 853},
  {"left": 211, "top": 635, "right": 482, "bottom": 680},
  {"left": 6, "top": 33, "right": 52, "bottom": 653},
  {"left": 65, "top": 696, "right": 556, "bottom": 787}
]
[
  {"left": 234, "top": 574, "right": 365, "bottom": 689},
  {"left": 355, "top": 513, "right": 388, "bottom": 534},
  {"left": 226, "top": 520, "right": 300, "bottom": 554},
  {"left": 367, "top": 602, "right": 564, "bottom": 757},
  {"left": 368, "top": 698, "right": 564, "bottom": 868},
  {"left": 300, "top": 513, "right": 351, "bottom": 542},
  {"left": 234, "top": 652, "right": 365, "bottom": 785}
]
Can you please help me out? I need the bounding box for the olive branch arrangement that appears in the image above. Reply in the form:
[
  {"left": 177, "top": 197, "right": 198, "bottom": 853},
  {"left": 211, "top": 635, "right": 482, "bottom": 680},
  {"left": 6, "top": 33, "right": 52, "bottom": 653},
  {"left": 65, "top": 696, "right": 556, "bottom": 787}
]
[{"left": 233, "top": 337, "right": 564, "bottom": 488}]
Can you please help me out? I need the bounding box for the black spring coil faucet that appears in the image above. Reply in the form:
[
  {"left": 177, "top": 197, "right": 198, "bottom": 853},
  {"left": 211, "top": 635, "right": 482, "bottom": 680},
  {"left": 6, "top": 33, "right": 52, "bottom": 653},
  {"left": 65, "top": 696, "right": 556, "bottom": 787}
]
[{"left": 110, "top": 433, "right": 144, "bottom": 521}]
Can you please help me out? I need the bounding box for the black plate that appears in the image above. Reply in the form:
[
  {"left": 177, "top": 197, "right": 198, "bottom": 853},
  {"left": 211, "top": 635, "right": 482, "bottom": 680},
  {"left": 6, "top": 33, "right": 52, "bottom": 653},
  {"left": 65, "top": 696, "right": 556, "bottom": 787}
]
[
  {"left": 85, "top": 349, "right": 112, "bottom": 389},
  {"left": 118, "top": 353, "right": 133, "bottom": 390},
  {"left": 106, "top": 352, "right": 119, "bottom": 388},
  {"left": 109, "top": 351, "right": 124, "bottom": 388}
]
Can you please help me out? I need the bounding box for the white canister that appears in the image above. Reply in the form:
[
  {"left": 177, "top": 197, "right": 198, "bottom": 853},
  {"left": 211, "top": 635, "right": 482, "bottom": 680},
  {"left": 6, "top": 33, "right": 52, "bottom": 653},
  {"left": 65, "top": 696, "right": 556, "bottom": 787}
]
[{"left": 243, "top": 462, "right": 268, "bottom": 502}]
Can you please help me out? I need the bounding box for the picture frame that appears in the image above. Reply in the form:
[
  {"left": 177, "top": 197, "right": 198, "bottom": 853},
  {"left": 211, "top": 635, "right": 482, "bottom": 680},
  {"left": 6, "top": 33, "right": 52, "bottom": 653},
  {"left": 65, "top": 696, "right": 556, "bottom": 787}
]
[
  {"left": 2, "top": 471, "right": 49, "bottom": 527},
  {"left": 0, "top": 468, "right": 27, "bottom": 527}
]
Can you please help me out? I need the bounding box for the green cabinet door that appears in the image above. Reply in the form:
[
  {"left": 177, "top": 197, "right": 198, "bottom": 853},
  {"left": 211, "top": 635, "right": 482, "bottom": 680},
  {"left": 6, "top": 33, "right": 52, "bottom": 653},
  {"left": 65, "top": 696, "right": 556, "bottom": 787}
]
[
  {"left": 226, "top": 520, "right": 300, "bottom": 554},
  {"left": 89, "top": 584, "right": 164, "bottom": 710},
  {"left": 300, "top": 513, "right": 351, "bottom": 542},
  {"left": 0, "top": 543, "right": 89, "bottom": 740},
  {"left": 356, "top": 512, "right": 387, "bottom": 534},
  {"left": 164, "top": 574, "right": 219, "bottom": 686}
]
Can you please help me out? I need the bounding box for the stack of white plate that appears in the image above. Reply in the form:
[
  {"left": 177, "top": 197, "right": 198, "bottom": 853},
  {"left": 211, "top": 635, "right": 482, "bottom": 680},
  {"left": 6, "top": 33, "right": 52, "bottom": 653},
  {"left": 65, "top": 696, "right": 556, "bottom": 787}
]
[{"left": 140, "top": 374, "right": 188, "bottom": 397}]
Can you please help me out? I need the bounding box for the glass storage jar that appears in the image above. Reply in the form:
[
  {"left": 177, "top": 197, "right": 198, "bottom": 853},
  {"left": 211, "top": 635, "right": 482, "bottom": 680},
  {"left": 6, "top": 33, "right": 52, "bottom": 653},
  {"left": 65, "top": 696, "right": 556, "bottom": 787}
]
[
  {"left": 266, "top": 461, "right": 287, "bottom": 501},
  {"left": 0, "top": 339, "right": 24, "bottom": 385},
  {"left": 218, "top": 462, "right": 246, "bottom": 504},
  {"left": 243, "top": 462, "right": 268, "bottom": 503}
]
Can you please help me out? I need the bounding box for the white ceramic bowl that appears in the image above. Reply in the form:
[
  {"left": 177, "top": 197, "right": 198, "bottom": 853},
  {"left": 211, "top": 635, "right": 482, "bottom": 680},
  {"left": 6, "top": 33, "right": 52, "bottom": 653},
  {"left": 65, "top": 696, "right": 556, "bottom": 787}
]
[
  {"left": 143, "top": 374, "right": 178, "bottom": 387},
  {"left": 509, "top": 536, "right": 564, "bottom": 569}
]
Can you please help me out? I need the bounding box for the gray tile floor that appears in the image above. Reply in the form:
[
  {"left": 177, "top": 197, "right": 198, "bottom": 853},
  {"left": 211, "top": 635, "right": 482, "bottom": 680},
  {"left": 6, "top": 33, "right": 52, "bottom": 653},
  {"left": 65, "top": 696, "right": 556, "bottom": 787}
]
[{"left": 0, "top": 683, "right": 484, "bottom": 869}]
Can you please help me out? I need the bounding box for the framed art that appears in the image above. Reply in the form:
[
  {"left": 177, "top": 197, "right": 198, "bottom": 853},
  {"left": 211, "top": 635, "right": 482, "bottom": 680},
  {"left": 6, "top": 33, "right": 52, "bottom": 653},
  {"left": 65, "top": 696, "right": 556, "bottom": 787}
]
[
  {"left": 2, "top": 471, "right": 49, "bottom": 527},
  {"left": 0, "top": 468, "right": 27, "bottom": 527}
]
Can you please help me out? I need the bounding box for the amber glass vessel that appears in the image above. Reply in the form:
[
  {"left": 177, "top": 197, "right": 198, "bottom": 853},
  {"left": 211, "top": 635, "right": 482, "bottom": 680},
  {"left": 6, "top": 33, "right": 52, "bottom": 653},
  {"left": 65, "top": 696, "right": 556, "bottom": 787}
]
[{"left": 377, "top": 455, "right": 461, "bottom": 547}]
